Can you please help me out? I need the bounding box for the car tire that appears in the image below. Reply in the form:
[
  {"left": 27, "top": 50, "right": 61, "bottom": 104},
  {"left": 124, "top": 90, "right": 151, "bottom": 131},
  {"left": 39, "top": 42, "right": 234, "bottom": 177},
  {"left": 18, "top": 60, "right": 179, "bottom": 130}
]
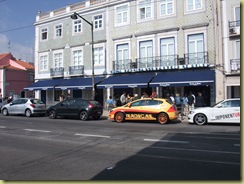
[
  {"left": 25, "top": 109, "right": 32, "bottom": 117},
  {"left": 194, "top": 113, "right": 207, "bottom": 125},
  {"left": 114, "top": 112, "right": 125, "bottom": 123},
  {"left": 2, "top": 108, "right": 8, "bottom": 116},
  {"left": 49, "top": 110, "right": 57, "bottom": 119},
  {"left": 80, "top": 111, "right": 88, "bottom": 121},
  {"left": 157, "top": 112, "right": 169, "bottom": 124}
]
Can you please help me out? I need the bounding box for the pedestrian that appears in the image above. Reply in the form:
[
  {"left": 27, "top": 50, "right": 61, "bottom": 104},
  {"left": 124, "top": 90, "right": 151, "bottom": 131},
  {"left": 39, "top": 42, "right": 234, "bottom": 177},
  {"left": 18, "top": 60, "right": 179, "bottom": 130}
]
[
  {"left": 141, "top": 92, "right": 149, "bottom": 99},
  {"left": 170, "top": 93, "right": 175, "bottom": 104},
  {"left": 150, "top": 91, "right": 157, "bottom": 98},
  {"left": 120, "top": 92, "right": 126, "bottom": 105},
  {"left": 59, "top": 94, "right": 65, "bottom": 102},
  {"left": 106, "top": 96, "right": 114, "bottom": 111},
  {"left": 182, "top": 94, "right": 189, "bottom": 116},
  {"left": 187, "top": 92, "right": 195, "bottom": 110},
  {"left": 196, "top": 92, "right": 205, "bottom": 107},
  {"left": 174, "top": 93, "right": 182, "bottom": 113},
  {"left": 126, "top": 93, "right": 133, "bottom": 103}
]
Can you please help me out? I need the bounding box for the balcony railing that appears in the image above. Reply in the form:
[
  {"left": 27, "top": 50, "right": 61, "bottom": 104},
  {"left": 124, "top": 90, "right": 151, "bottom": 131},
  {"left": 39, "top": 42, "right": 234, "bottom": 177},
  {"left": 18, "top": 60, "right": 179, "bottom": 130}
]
[
  {"left": 184, "top": 51, "right": 208, "bottom": 65},
  {"left": 112, "top": 59, "right": 133, "bottom": 71},
  {"left": 50, "top": 67, "right": 64, "bottom": 77},
  {"left": 136, "top": 55, "right": 178, "bottom": 68},
  {"left": 229, "top": 20, "right": 240, "bottom": 37},
  {"left": 69, "top": 65, "right": 84, "bottom": 76},
  {"left": 230, "top": 59, "right": 240, "bottom": 72}
]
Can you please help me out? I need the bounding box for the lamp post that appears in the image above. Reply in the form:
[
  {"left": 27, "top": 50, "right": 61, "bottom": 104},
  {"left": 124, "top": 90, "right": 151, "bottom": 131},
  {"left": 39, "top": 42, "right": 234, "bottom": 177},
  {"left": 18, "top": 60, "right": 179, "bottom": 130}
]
[{"left": 71, "top": 12, "right": 95, "bottom": 100}]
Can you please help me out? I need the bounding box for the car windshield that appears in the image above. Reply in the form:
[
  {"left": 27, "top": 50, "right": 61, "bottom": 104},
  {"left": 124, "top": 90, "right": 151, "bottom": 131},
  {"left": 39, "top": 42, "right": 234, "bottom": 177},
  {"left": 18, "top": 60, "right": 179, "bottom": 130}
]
[{"left": 31, "top": 99, "right": 44, "bottom": 104}]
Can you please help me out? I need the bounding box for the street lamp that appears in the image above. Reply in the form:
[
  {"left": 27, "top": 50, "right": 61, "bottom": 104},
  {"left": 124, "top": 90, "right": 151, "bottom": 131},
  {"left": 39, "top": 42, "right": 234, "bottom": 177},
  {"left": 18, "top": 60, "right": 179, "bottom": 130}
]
[{"left": 71, "top": 12, "right": 95, "bottom": 100}]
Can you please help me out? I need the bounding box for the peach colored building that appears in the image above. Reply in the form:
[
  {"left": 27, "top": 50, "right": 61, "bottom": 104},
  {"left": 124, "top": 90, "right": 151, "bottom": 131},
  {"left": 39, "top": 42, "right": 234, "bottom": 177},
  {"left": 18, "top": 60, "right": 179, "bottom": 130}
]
[{"left": 0, "top": 53, "right": 35, "bottom": 99}]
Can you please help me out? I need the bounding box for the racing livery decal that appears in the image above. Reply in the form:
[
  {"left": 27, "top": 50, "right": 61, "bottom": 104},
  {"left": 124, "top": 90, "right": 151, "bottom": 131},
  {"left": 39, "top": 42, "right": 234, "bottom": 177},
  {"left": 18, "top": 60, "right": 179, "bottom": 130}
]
[{"left": 214, "top": 112, "right": 240, "bottom": 121}]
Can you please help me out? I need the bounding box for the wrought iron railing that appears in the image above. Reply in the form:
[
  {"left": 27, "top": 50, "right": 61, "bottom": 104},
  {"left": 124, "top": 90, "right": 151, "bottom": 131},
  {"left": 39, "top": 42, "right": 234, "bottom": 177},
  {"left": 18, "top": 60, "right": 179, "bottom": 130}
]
[
  {"left": 112, "top": 59, "right": 133, "bottom": 71},
  {"left": 69, "top": 65, "right": 84, "bottom": 76},
  {"left": 229, "top": 20, "right": 240, "bottom": 36},
  {"left": 136, "top": 55, "right": 178, "bottom": 68},
  {"left": 230, "top": 59, "right": 240, "bottom": 72},
  {"left": 50, "top": 67, "right": 64, "bottom": 77},
  {"left": 184, "top": 51, "right": 208, "bottom": 65}
]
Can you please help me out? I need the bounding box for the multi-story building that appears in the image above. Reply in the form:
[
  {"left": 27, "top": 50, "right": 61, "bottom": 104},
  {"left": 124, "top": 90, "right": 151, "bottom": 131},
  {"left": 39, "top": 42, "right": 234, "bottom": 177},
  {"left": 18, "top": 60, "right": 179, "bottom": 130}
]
[{"left": 25, "top": 0, "right": 238, "bottom": 107}]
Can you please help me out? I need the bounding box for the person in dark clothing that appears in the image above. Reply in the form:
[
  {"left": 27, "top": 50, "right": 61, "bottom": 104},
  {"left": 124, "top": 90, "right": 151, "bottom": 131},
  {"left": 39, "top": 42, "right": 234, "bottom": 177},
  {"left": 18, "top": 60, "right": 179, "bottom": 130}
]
[
  {"left": 196, "top": 92, "right": 206, "bottom": 107},
  {"left": 187, "top": 92, "right": 194, "bottom": 110}
]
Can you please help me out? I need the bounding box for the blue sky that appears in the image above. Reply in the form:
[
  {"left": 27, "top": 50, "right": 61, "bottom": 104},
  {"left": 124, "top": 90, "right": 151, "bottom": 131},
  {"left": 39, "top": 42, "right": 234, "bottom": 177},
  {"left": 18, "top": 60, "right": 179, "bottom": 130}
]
[{"left": 0, "top": 0, "right": 82, "bottom": 62}]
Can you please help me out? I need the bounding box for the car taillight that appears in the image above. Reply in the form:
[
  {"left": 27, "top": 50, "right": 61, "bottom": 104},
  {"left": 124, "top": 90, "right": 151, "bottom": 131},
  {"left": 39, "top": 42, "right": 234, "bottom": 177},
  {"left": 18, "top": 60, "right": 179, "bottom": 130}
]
[
  {"left": 167, "top": 105, "right": 176, "bottom": 112},
  {"left": 30, "top": 104, "right": 36, "bottom": 108},
  {"left": 89, "top": 103, "right": 94, "bottom": 108}
]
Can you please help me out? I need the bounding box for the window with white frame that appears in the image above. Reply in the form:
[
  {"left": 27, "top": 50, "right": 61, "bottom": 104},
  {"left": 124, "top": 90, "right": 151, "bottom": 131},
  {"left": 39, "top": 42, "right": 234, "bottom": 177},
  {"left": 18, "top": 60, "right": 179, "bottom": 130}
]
[
  {"left": 55, "top": 24, "right": 62, "bottom": 38},
  {"left": 139, "top": 40, "right": 153, "bottom": 67},
  {"left": 73, "top": 50, "right": 83, "bottom": 66},
  {"left": 186, "top": 0, "right": 203, "bottom": 12},
  {"left": 138, "top": 0, "right": 152, "bottom": 20},
  {"left": 41, "top": 28, "right": 48, "bottom": 40},
  {"left": 116, "top": 44, "right": 129, "bottom": 70},
  {"left": 94, "top": 47, "right": 104, "bottom": 65},
  {"left": 160, "top": 0, "right": 174, "bottom": 16},
  {"left": 54, "top": 52, "right": 63, "bottom": 68},
  {"left": 40, "top": 55, "right": 48, "bottom": 71},
  {"left": 94, "top": 15, "right": 103, "bottom": 30},
  {"left": 115, "top": 4, "right": 129, "bottom": 26},
  {"left": 160, "top": 37, "right": 175, "bottom": 66},
  {"left": 235, "top": 6, "right": 240, "bottom": 26},
  {"left": 187, "top": 33, "right": 204, "bottom": 64},
  {"left": 73, "top": 20, "right": 82, "bottom": 33}
]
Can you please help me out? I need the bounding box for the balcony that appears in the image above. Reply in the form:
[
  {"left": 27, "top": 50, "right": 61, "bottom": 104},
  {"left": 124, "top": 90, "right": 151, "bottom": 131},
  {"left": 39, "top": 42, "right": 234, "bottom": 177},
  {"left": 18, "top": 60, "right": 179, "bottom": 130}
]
[
  {"left": 50, "top": 67, "right": 64, "bottom": 77},
  {"left": 69, "top": 65, "right": 84, "bottom": 76},
  {"left": 229, "top": 21, "right": 240, "bottom": 38},
  {"left": 230, "top": 59, "right": 240, "bottom": 73},
  {"left": 184, "top": 51, "right": 209, "bottom": 65},
  {"left": 112, "top": 59, "right": 133, "bottom": 71}
]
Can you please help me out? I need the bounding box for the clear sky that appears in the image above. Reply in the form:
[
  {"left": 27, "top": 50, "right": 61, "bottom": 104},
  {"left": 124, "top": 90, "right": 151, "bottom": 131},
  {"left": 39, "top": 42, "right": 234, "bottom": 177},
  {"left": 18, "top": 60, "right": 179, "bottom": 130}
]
[{"left": 0, "top": 0, "right": 82, "bottom": 62}]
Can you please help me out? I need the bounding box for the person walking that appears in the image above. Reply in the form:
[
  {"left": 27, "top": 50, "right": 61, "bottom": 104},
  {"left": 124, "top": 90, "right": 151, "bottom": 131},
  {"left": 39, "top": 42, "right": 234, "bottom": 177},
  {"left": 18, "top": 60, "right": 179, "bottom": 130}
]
[
  {"left": 182, "top": 94, "right": 189, "bottom": 116},
  {"left": 106, "top": 96, "right": 115, "bottom": 111},
  {"left": 174, "top": 93, "right": 182, "bottom": 113},
  {"left": 150, "top": 91, "right": 157, "bottom": 98},
  {"left": 187, "top": 92, "right": 195, "bottom": 111}
]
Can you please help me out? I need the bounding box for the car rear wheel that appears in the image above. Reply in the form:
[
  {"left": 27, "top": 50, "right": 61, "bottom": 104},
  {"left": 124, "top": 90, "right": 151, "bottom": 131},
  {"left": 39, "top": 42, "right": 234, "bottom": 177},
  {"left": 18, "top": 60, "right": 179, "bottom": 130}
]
[
  {"left": 114, "top": 112, "right": 125, "bottom": 123},
  {"left": 194, "top": 113, "right": 207, "bottom": 125},
  {"left": 80, "top": 111, "right": 88, "bottom": 120},
  {"left": 49, "top": 110, "right": 57, "bottom": 119},
  {"left": 25, "top": 109, "right": 32, "bottom": 117},
  {"left": 157, "top": 112, "right": 169, "bottom": 124},
  {"left": 2, "top": 108, "right": 8, "bottom": 116}
]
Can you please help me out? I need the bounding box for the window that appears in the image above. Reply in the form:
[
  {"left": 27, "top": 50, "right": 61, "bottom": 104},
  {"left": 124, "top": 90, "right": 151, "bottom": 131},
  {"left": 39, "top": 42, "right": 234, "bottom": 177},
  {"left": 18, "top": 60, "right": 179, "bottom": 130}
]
[
  {"left": 94, "top": 47, "right": 104, "bottom": 65},
  {"left": 160, "top": 37, "right": 175, "bottom": 66},
  {"left": 160, "top": 0, "right": 174, "bottom": 16},
  {"left": 187, "top": 0, "right": 203, "bottom": 12},
  {"left": 139, "top": 40, "right": 153, "bottom": 67},
  {"left": 73, "top": 20, "right": 82, "bottom": 33},
  {"left": 117, "top": 44, "right": 129, "bottom": 61},
  {"left": 139, "top": 0, "right": 152, "bottom": 20},
  {"left": 188, "top": 33, "right": 204, "bottom": 64},
  {"left": 94, "top": 15, "right": 103, "bottom": 30},
  {"left": 73, "top": 50, "right": 83, "bottom": 66},
  {"left": 54, "top": 52, "right": 63, "bottom": 68},
  {"left": 41, "top": 28, "right": 48, "bottom": 40},
  {"left": 40, "top": 55, "right": 48, "bottom": 71},
  {"left": 115, "top": 4, "right": 129, "bottom": 26},
  {"left": 235, "top": 7, "right": 240, "bottom": 26},
  {"left": 54, "top": 90, "right": 62, "bottom": 101},
  {"left": 55, "top": 24, "right": 62, "bottom": 38}
]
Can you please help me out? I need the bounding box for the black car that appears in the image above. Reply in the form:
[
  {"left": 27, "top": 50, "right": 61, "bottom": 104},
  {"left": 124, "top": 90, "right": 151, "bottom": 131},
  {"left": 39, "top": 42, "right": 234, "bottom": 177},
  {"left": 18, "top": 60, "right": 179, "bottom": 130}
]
[{"left": 46, "top": 98, "right": 103, "bottom": 120}]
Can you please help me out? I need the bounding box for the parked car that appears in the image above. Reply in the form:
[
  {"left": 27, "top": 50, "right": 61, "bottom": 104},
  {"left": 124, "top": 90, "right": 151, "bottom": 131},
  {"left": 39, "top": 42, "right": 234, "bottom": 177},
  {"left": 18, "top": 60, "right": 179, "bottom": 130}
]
[
  {"left": 109, "top": 98, "right": 178, "bottom": 124},
  {"left": 46, "top": 98, "right": 103, "bottom": 120},
  {"left": 188, "top": 98, "right": 240, "bottom": 125},
  {"left": 1, "top": 98, "right": 46, "bottom": 117}
]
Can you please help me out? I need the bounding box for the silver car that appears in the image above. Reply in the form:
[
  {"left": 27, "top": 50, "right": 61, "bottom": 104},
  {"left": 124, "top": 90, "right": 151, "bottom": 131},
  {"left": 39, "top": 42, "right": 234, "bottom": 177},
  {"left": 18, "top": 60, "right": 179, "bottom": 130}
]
[{"left": 1, "top": 98, "right": 46, "bottom": 117}]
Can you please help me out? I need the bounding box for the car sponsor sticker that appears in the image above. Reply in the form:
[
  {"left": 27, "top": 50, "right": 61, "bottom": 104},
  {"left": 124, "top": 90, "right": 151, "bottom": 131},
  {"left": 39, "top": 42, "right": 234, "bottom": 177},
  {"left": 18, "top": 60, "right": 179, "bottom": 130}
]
[
  {"left": 214, "top": 112, "right": 240, "bottom": 120},
  {"left": 126, "top": 113, "right": 153, "bottom": 119}
]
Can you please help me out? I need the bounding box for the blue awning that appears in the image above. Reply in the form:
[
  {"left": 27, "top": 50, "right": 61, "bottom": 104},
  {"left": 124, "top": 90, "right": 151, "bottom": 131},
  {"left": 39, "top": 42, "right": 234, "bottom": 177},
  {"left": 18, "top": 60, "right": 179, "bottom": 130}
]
[
  {"left": 149, "top": 70, "right": 215, "bottom": 87},
  {"left": 97, "top": 73, "right": 155, "bottom": 89},
  {"left": 55, "top": 77, "right": 104, "bottom": 90},
  {"left": 24, "top": 78, "right": 65, "bottom": 91}
]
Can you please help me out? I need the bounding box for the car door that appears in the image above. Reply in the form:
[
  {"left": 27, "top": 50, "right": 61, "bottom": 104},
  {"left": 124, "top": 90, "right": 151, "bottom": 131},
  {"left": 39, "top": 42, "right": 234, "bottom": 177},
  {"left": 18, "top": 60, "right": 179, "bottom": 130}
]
[
  {"left": 124, "top": 100, "right": 147, "bottom": 120},
  {"left": 8, "top": 99, "right": 23, "bottom": 114},
  {"left": 212, "top": 100, "right": 240, "bottom": 123}
]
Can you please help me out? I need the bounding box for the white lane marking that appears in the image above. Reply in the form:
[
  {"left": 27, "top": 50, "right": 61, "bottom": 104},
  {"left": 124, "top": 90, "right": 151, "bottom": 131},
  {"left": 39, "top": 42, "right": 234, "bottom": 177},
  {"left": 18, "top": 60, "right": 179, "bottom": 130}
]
[
  {"left": 0, "top": 126, "right": 6, "bottom": 128},
  {"left": 234, "top": 144, "right": 240, "bottom": 147},
  {"left": 144, "top": 139, "right": 189, "bottom": 144},
  {"left": 24, "top": 129, "right": 51, "bottom": 133},
  {"left": 75, "top": 133, "right": 110, "bottom": 139}
]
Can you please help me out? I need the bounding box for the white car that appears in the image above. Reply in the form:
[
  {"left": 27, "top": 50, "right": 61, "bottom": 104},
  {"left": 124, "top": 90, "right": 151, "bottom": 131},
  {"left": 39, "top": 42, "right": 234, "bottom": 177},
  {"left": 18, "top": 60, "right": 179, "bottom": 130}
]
[{"left": 188, "top": 98, "right": 240, "bottom": 125}]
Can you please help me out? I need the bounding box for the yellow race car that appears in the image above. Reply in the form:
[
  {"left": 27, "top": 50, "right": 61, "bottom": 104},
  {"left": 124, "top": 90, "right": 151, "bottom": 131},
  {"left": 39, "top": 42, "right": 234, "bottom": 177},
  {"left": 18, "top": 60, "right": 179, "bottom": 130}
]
[{"left": 109, "top": 98, "right": 178, "bottom": 124}]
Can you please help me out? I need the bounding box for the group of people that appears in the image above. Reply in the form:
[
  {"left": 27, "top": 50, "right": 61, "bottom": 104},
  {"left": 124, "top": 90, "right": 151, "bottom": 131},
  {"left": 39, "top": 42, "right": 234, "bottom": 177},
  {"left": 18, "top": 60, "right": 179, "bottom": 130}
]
[{"left": 59, "top": 94, "right": 71, "bottom": 102}]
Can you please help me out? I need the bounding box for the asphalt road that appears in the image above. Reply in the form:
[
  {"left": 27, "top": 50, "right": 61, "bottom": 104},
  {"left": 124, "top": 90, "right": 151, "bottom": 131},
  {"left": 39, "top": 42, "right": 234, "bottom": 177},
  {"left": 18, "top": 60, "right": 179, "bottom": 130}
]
[{"left": 0, "top": 113, "right": 240, "bottom": 181}]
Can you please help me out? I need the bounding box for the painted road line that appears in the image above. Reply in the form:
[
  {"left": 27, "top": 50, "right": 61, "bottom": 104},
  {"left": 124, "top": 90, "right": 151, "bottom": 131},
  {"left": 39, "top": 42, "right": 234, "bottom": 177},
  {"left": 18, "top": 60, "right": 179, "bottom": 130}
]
[
  {"left": 0, "top": 126, "right": 6, "bottom": 128},
  {"left": 144, "top": 139, "right": 189, "bottom": 144},
  {"left": 234, "top": 144, "right": 240, "bottom": 147},
  {"left": 24, "top": 129, "right": 51, "bottom": 133},
  {"left": 75, "top": 133, "right": 110, "bottom": 139}
]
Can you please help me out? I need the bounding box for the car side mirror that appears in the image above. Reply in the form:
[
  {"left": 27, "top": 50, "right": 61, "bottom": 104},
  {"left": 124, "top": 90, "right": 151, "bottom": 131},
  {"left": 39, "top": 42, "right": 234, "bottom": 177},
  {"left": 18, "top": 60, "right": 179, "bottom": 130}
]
[{"left": 9, "top": 102, "right": 13, "bottom": 106}]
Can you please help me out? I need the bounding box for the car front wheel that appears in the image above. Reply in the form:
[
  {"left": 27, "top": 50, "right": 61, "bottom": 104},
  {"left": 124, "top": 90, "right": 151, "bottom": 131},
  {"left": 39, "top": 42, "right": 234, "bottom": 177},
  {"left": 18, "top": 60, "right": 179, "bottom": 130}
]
[
  {"left": 49, "top": 110, "right": 57, "bottom": 119},
  {"left": 25, "top": 109, "right": 32, "bottom": 117},
  {"left": 194, "top": 113, "right": 207, "bottom": 125},
  {"left": 157, "top": 112, "right": 169, "bottom": 124},
  {"left": 80, "top": 111, "right": 88, "bottom": 120},
  {"left": 2, "top": 108, "right": 8, "bottom": 116},
  {"left": 114, "top": 112, "right": 125, "bottom": 123}
]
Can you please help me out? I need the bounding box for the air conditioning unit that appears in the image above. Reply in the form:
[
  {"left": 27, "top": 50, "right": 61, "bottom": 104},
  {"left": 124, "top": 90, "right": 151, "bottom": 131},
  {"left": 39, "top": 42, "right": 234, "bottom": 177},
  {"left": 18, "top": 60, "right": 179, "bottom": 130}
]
[{"left": 229, "top": 28, "right": 236, "bottom": 34}]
